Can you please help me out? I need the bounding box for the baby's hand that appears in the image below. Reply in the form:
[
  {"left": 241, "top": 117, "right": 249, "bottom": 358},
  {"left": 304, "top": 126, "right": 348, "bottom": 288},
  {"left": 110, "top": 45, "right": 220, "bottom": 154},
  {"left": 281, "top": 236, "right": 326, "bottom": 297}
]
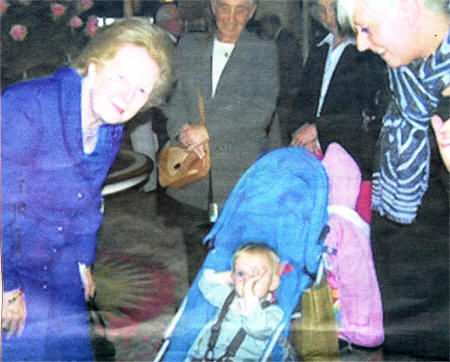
[{"left": 241, "top": 267, "right": 272, "bottom": 311}]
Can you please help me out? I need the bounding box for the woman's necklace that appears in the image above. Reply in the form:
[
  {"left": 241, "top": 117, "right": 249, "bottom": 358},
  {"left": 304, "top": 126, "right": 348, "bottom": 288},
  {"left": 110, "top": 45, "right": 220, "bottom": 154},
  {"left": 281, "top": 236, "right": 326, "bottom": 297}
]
[
  {"left": 82, "top": 121, "right": 101, "bottom": 154},
  {"left": 81, "top": 77, "right": 103, "bottom": 154}
]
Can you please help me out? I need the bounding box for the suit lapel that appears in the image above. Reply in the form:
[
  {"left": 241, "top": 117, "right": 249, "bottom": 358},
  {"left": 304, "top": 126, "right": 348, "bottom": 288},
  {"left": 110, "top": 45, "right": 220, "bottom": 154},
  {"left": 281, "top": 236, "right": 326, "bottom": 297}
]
[
  {"left": 194, "top": 32, "right": 214, "bottom": 100},
  {"left": 213, "top": 29, "right": 251, "bottom": 97}
]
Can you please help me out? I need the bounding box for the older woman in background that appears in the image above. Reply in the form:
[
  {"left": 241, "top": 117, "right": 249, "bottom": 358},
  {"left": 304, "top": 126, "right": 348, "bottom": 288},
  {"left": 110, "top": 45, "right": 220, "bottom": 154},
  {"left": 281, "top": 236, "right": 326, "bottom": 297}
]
[
  {"left": 1, "top": 18, "right": 173, "bottom": 360},
  {"left": 161, "top": 0, "right": 279, "bottom": 283},
  {"left": 163, "top": 0, "right": 279, "bottom": 213},
  {"left": 337, "top": 0, "right": 449, "bottom": 358},
  {"left": 290, "top": 0, "right": 388, "bottom": 182}
]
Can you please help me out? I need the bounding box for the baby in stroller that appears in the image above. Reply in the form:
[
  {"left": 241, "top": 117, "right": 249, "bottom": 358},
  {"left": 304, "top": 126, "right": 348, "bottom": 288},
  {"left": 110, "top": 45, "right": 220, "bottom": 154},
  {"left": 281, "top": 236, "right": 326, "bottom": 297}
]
[
  {"left": 156, "top": 147, "right": 329, "bottom": 361},
  {"left": 187, "top": 242, "right": 284, "bottom": 361}
]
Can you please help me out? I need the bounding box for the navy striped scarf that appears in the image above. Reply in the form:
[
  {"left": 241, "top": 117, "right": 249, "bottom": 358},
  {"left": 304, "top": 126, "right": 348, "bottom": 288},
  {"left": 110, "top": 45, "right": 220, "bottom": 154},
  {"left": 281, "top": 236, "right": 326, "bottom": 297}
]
[{"left": 372, "top": 29, "right": 450, "bottom": 224}]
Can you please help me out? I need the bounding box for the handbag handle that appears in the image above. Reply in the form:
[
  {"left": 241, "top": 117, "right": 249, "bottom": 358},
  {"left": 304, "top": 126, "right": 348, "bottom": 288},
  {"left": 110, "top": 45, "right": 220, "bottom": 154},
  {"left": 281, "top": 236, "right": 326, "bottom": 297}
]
[{"left": 197, "top": 89, "right": 206, "bottom": 127}]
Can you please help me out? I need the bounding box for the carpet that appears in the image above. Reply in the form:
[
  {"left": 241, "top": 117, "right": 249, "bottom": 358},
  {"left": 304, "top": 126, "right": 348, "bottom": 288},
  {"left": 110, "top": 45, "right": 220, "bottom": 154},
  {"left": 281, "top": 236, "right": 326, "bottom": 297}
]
[{"left": 93, "top": 251, "right": 179, "bottom": 361}]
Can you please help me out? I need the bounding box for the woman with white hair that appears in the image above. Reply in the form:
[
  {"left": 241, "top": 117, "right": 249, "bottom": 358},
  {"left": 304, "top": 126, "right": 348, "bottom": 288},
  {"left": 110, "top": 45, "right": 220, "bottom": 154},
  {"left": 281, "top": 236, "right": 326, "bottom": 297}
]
[
  {"left": 163, "top": 0, "right": 279, "bottom": 212},
  {"left": 161, "top": 0, "right": 279, "bottom": 283},
  {"left": 337, "top": 0, "right": 449, "bottom": 358},
  {"left": 336, "top": 0, "right": 449, "bottom": 222}
]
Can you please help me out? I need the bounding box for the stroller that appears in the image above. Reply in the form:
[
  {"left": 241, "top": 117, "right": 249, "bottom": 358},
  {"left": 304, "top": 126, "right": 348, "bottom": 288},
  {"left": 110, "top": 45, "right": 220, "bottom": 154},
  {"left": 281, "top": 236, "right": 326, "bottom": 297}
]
[{"left": 155, "top": 147, "right": 329, "bottom": 361}]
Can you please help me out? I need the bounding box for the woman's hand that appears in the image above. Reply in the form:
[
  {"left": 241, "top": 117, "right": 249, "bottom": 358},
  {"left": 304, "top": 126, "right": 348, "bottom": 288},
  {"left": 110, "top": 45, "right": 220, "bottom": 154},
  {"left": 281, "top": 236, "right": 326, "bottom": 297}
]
[
  {"left": 431, "top": 114, "right": 450, "bottom": 172},
  {"left": 179, "top": 124, "right": 209, "bottom": 159},
  {"left": 291, "top": 123, "right": 322, "bottom": 157},
  {"left": 79, "top": 264, "right": 96, "bottom": 300},
  {"left": 2, "top": 289, "right": 27, "bottom": 339},
  {"left": 291, "top": 123, "right": 317, "bottom": 146}
]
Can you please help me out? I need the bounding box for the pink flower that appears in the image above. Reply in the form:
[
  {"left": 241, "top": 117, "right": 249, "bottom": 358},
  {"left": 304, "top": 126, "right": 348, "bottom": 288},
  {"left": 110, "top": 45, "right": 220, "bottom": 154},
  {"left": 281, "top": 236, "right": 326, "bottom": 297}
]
[
  {"left": 0, "top": 0, "right": 10, "bottom": 14},
  {"left": 70, "top": 16, "right": 83, "bottom": 29},
  {"left": 77, "top": 0, "right": 93, "bottom": 11},
  {"left": 9, "top": 24, "right": 28, "bottom": 41},
  {"left": 85, "top": 16, "right": 99, "bottom": 37},
  {"left": 51, "top": 3, "right": 66, "bottom": 17}
]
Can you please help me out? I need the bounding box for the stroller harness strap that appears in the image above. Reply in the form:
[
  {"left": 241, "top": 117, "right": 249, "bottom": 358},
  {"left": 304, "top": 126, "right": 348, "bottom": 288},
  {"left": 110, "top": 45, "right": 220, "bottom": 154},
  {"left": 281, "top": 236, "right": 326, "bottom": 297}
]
[{"left": 201, "top": 290, "right": 272, "bottom": 361}]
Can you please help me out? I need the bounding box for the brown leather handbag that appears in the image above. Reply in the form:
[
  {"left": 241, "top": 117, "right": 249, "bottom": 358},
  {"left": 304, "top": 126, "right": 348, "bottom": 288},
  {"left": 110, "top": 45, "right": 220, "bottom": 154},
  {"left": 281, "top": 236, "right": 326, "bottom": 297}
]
[{"left": 159, "top": 92, "right": 211, "bottom": 189}]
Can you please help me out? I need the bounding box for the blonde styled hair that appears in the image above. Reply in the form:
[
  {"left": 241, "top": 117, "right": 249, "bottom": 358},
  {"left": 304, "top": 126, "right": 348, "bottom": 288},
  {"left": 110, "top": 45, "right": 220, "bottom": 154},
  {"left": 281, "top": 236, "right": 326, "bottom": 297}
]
[
  {"left": 232, "top": 242, "right": 280, "bottom": 275},
  {"left": 72, "top": 17, "right": 174, "bottom": 108},
  {"left": 337, "top": 0, "right": 449, "bottom": 29}
]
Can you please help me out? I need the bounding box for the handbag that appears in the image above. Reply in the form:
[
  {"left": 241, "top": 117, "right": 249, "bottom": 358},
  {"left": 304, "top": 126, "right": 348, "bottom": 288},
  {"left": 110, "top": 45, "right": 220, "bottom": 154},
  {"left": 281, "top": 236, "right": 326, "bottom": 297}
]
[
  {"left": 87, "top": 297, "right": 116, "bottom": 361},
  {"left": 159, "top": 91, "right": 211, "bottom": 189},
  {"left": 291, "top": 263, "right": 339, "bottom": 361}
]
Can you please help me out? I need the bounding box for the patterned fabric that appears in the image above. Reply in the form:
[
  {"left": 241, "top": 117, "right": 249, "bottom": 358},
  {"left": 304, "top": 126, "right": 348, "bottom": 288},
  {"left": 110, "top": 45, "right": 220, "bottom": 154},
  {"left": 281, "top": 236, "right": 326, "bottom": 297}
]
[{"left": 372, "top": 29, "right": 450, "bottom": 224}]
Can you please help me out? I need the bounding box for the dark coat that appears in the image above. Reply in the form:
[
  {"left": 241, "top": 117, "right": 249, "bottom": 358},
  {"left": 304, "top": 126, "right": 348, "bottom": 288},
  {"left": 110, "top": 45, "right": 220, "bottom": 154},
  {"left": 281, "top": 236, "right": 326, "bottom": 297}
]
[
  {"left": 163, "top": 29, "right": 280, "bottom": 210},
  {"left": 1, "top": 67, "right": 123, "bottom": 360},
  {"left": 290, "top": 39, "right": 389, "bottom": 179},
  {"left": 275, "top": 27, "right": 303, "bottom": 145}
]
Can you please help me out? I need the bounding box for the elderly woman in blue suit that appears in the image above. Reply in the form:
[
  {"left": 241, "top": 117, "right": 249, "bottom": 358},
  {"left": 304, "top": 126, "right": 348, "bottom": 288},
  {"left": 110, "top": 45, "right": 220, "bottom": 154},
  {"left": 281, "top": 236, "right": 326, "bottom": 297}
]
[
  {"left": 1, "top": 18, "right": 173, "bottom": 360},
  {"left": 163, "top": 0, "right": 280, "bottom": 213}
]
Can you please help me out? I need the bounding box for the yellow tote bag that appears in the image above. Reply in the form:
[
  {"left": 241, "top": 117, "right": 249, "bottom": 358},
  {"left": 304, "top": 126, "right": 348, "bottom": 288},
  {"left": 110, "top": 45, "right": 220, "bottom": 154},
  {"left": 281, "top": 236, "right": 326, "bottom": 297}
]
[{"left": 291, "top": 278, "right": 340, "bottom": 361}]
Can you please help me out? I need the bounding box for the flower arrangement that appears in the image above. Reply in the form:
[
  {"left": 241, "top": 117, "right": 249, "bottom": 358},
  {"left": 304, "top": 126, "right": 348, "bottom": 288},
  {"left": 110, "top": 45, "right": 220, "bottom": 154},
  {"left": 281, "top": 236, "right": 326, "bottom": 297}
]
[
  {"left": 1, "top": 0, "right": 99, "bottom": 87},
  {"left": 1, "top": 0, "right": 97, "bottom": 42},
  {"left": 9, "top": 23, "right": 27, "bottom": 41}
]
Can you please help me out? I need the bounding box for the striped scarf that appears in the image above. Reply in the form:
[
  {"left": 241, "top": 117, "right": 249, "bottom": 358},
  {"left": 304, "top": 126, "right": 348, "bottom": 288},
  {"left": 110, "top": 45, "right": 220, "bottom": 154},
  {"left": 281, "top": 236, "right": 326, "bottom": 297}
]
[{"left": 372, "top": 29, "right": 450, "bottom": 224}]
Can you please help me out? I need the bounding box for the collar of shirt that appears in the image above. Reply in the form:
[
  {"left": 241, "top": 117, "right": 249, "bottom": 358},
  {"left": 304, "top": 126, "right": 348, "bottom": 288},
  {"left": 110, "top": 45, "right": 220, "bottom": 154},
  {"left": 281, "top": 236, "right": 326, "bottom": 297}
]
[
  {"left": 211, "top": 38, "right": 235, "bottom": 97},
  {"left": 317, "top": 32, "right": 355, "bottom": 49},
  {"left": 316, "top": 33, "right": 355, "bottom": 117}
]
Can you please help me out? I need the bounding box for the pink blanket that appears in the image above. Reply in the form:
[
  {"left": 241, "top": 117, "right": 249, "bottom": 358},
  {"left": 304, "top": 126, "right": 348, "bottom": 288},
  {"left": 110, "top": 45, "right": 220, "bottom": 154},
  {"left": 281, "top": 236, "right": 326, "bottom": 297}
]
[{"left": 322, "top": 143, "right": 384, "bottom": 347}]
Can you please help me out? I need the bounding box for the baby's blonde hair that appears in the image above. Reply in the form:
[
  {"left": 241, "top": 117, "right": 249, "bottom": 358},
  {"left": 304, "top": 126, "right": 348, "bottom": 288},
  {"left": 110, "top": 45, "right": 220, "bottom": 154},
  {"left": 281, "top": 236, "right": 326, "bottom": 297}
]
[{"left": 232, "top": 242, "right": 280, "bottom": 276}]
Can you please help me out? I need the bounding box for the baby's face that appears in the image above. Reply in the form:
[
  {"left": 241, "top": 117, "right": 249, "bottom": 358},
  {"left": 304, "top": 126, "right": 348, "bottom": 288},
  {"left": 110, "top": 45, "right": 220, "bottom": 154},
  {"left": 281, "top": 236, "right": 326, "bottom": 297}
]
[{"left": 232, "top": 252, "right": 278, "bottom": 299}]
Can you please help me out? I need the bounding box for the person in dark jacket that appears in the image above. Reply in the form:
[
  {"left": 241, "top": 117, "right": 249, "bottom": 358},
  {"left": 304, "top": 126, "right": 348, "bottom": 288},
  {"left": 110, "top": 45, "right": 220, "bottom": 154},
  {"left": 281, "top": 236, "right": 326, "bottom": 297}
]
[
  {"left": 290, "top": 0, "right": 388, "bottom": 180},
  {"left": 258, "top": 14, "right": 303, "bottom": 146},
  {"left": 336, "top": 0, "right": 449, "bottom": 358},
  {"left": 1, "top": 18, "right": 173, "bottom": 361}
]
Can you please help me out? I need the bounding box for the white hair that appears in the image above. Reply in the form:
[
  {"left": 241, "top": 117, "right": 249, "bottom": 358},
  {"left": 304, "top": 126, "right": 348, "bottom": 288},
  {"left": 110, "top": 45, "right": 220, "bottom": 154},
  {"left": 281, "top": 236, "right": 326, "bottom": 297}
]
[
  {"left": 337, "top": 0, "right": 449, "bottom": 29},
  {"left": 210, "top": 0, "right": 258, "bottom": 14},
  {"left": 155, "top": 4, "right": 179, "bottom": 24}
]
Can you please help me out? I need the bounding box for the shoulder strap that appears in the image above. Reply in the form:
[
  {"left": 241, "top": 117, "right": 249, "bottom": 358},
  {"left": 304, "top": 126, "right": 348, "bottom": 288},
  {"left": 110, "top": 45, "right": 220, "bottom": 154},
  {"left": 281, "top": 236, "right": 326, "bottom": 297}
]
[
  {"left": 217, "top": 298, "right": 275, "bottom": 361},
  {"left": 203, "top": 291, "right": 276, "bottom": 361},
  {"left": 203, "top": 290, "right": 236, "bottom": 360},
  {"left": 197, "top": 89, "right": 206, "bottom": 127},
  {"left": 217, "top": 328, "right": 246, "bottom": 361}
]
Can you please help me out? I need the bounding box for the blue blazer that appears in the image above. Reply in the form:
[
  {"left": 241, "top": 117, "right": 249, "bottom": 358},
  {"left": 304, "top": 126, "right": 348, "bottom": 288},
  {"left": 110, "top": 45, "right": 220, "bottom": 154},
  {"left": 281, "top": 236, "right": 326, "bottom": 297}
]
[{"left": 1, "top": 67, "right": 122, "bottom": 360}]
